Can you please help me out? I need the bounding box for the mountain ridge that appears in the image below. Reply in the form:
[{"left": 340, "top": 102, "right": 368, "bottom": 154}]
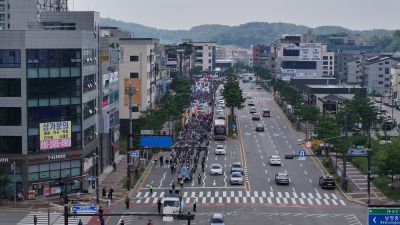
[{"left": 100, "top": 18, "right": 394, "bottom": 48}]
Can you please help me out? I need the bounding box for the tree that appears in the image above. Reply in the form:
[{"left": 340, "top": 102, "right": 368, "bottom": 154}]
[
  {"left": 299, "top": 105, "right": 320, "bottom": 124},
  {"left": 223, "top": 74, "right": 245, "bottom": 119}
]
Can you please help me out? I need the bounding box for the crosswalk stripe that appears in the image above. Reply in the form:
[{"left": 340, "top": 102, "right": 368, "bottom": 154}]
[
  {"left": 332, "top": 193, "right": 338, "bottom": 200},
  {"left": 323, "top": 199, "right": 330, "bottom": 205}
]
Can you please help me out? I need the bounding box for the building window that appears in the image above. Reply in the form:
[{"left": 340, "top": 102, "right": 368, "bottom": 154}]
[
  {"left": 130, "top": 55, "right": 139, "bottom": 62},
  {"left": 130, "top": 72, "right": 139, "bottom": 78},
  {"left": 83, "top": 74, "right": 96, "bottom": 93},
  {"left": 0, "top": 78, "right": 21, "bottom": 97},
  {"left": 0, "top": 107, "right": 21, "bottom": 126},
  {"left": 84, "top": 125, "right": 95, "bottom": 145},
  {"left": 83, "top": 99, "right": 96, "bottom": 119},
  {"left": 0, "top": 136, "right": 22, "bottom": 154},
  {"left": 0, "top": 49, "right": 21, "bottom": 68}
]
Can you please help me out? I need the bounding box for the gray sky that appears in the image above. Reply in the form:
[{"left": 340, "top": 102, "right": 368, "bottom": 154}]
[{"left": 69, "top": 0, "right": 400, "bottom": 30}]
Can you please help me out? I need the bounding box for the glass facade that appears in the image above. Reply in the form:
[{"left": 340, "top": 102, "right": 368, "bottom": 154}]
[
  {"left": 26, "top": 49, "right": 83, "bottom": 153},
  {"left": 0, "top": 49, "right": 21, "bottom": 68}
]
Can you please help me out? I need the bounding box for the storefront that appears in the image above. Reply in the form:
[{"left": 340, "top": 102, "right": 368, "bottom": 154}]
[{"left": 27, "top": 153, "right": 82, "bottom": 198}]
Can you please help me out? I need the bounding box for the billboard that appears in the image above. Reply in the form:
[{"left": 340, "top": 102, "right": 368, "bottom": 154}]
[
  {"left": 300, "top": 43, "right": 321, "bottom": 61},
  {"left": 140, "top": 135, "right": 173, "bottom": 148},
  {"left": 40, "top": 121, "right": 71, "bottom": 150},
  {"left": 124, "top": 78, "right": 141, "bottom": 106}
]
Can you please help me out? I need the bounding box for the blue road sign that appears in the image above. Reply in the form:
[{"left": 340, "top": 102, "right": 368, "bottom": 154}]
[
  {"left": 298, "top": 150, "right": 306, "bottom": 157},
  {"left": 130, "top": 152, "right": 139, "bottom": 158},
  {"left": 347, "top": 149, "right": 367, "bottom": 155},
  {"left": 368, "top": 214, "right": 400, "bottom": 225},
  {"left": 71, "top": 205, "right": 98, "bottom": 213}
]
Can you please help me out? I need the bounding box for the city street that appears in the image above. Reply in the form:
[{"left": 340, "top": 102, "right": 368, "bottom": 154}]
[{"left": 105, "top": 81, "right": 368, "bottom": 225}]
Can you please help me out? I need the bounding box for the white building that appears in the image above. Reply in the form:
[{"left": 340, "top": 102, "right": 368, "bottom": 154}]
[{"left": 119, "top": 38, "right": 160, "bottom": 120}]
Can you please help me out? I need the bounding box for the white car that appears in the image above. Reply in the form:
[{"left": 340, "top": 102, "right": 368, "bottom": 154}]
[
  {"left": 269, "top": 155, "right": 282, "bottom": 166},
  {"left": 230, "top": 172, "right": 243, "bottom": 185},
  {"left": 210, "top": 164, "right": 223, "bottom": 175},
  {"left": 215, "top": 145, "right": 226, "bottom": 155}
]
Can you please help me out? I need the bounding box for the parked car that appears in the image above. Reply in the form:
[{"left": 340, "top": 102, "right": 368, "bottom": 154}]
[
  {"left": 275, "top": 173, "right": 290, "bottom": 185},
  {"left": 319, "top": 175, "right": 336, "bottom": 189}
]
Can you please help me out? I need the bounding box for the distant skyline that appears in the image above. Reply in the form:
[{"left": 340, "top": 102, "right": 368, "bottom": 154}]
[{"left": 69, "top": 0, "right": 400, "bottom": 31}]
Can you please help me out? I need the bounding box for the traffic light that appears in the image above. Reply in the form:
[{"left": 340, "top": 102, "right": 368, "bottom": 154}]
[{"left": 285, "top": 155, "right": 298, "bottom": 160}]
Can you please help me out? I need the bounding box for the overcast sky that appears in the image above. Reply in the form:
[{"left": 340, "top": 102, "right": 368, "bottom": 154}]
[{"left": 69, "top": 0, "right": 399, "bottom": 30}]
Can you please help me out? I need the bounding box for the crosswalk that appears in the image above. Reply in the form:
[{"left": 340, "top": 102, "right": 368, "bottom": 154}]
[
  {"left": 17, "top": 211, "right": 93, "bottom": 225},
  {"left": 133, "top": 190, "right": 346, "bottom": 206}
]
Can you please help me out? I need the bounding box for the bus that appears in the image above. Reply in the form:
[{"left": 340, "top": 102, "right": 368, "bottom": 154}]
[{"left": 214, "top": 119, "right": 226, "bottom": 140}]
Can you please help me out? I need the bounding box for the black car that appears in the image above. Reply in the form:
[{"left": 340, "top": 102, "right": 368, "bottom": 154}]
[
  {"left": 255, "top": 124, "right": 264, "bottom": 132},
  {"left": 319, "top": 175, "right": 336, "bottom": 189}
]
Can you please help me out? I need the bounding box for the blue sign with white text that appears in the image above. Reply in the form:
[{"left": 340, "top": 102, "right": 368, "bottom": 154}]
[
  {"left": 71, "top": 205, "right": 98, "bottom": 213},
  {"left": 140, "top": 135, "right": 173, "bottom": 148},
  {"left": 368, "top": 214, "right": 400, "bottom": 225}
]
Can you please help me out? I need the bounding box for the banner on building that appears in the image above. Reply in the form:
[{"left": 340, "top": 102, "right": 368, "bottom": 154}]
[{"left": 39, "top": 121, "right": 72, "bottom": 150}]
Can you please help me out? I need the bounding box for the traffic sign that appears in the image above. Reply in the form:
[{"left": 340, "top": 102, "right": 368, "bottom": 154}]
[
  {"left": 298, "top": 150, "right": 306, "bottom": 161},
  {"left": 130, "top": 151, "right": 139, "bottom": 158},
  {"left": 347, "top": 148, "right": 367, "bottom": 155},
  {"left": 305, "top": 141, "right": 312, "bottom": 148},
  {"left": 368, "top": 208, "right": 400, "bottom": 225},
  {"left": 71, "top": 205, "right": 98, "bottom": 213}
]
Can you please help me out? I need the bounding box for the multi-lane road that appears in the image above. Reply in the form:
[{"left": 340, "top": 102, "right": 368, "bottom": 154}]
[{"left": 12, "top": 81, "right": 368, "bottom": 225}]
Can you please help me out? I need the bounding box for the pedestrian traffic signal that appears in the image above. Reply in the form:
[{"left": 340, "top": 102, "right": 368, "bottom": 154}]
[{"left": 284, "top": 155, "right": 298, "bottom": 160}]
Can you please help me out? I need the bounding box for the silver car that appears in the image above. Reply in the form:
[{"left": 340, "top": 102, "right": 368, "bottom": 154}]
[
  {"left": 210, "top": 213, "right": 225, "bottom": 225},
  {"left": 230, "top": 172, "right": 243, "bottom": 185}
]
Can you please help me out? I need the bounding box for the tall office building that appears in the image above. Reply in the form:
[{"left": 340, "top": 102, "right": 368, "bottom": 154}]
[{"left": 0, "top": 3, "right": 105, "bottom": 198}]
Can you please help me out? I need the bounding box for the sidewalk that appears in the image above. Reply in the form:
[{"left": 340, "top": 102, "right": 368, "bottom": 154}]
[{"left": 333, "top": 156, "right": 396, "bottom": 205}]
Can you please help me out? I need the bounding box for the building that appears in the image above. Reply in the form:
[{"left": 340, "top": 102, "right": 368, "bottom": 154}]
[
  {"left": 184, "top": 40, "right": 216, "bottom": 72},
  {"left": 118, "top": 38, "right": 161, "bottom": 134},
  {"left": 0, "top": 0, "right": 68, "bottom": 30},
  {"left": 0, "top": 10, "right": 102, "bottom": 198},
  {"left": 252, "top": 44, "right": 276, "bottom": 71},
  {"left": 276, "top": 35, "right": 335, "bottom": 80},
  {"left": 391, "top": 63, "right": 400, "bottom": 100},
  {"left": 98, "top": 27, "right": 123, "bottom": 170}
]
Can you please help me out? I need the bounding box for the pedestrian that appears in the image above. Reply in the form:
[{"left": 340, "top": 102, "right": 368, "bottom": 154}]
[
  {"left": 78, "top": 219, "right": 83, "bottom": 225},
  {"left": 157, "top": 199, "right": 162, "bottom": 214},
  {"left": 125, "top": 196, "right": 130, "bottom": 209},
  {"left": 106, "top": 198, "right": 111, "bottom": 209},
  {"left": 147, "top": 219, "right": 153, "bottom": 225},
  {"left": 102, "top": 188, "right": 106, "bottom": 197},
  {"left": 193, "top": 197, "right": 198, "bottom": 212},
  {"left": 112, "top": 161, "right": 117, "bottom": 171},
  {"left": 108, "top": 187, "right": 114, "bottom": 200},
  {"left": 119, "top": 220, "right": 125, "bottom": 225},
  {"left": 33, "top": 215, "right": 37, "bottom": 225}
]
